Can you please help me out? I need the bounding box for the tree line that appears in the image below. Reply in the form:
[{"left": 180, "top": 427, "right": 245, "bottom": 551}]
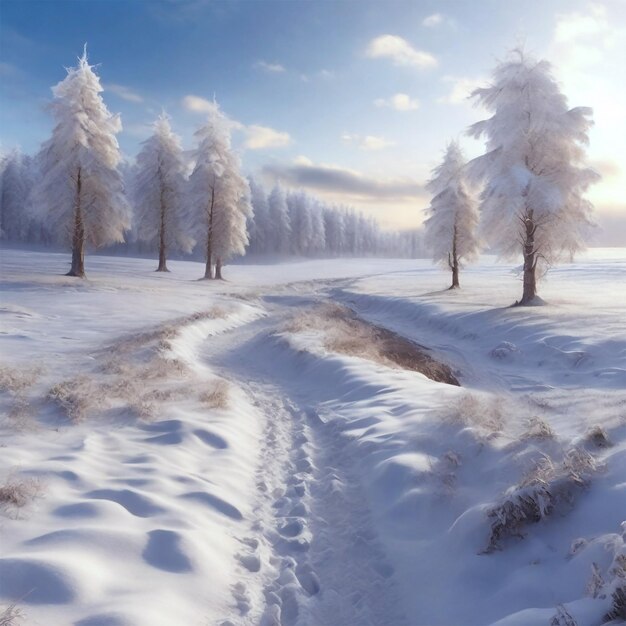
[
  {"left": 0, "top": 50, "right": 424, "bottom": 280},
  {"left": 1, "top": 46, "right": 599, "bottom": 303}
]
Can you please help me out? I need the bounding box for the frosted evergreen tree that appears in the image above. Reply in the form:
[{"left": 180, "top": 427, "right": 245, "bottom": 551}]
[
  {"left": 188, "top": 99, "right": 250, "bottom": 280},
  {"left": 424, "top": 141, "right": 480, "bottom": 288},
  {"left": 468, "top": 49, "right": 599, "bottom": 304},
  {"left": 33, "top": 48, "right": 130, "bottom": 277},
  {"left": 133, "top": 113, "right": 191, "bottom": 272},
  {"left": 309, "top": 199, "right": 326, "bottom": 256},
  {"left": 324, "top": 208, "right": 345, "bottom": 256},
  {"left": 287, "top": 191, "right": 313, "bottom": 255},
  {"left": 0, "top": 149, "right": 35, "bottom": 241},
  {"left": 268, "top": 184, "right": 291, "bottom": 254},
  {"left": 248, "top": 176, "right": 270, "bottom": 254}
]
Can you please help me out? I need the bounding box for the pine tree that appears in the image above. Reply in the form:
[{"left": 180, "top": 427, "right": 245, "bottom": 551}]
[
  {"left": 0, "top": 149, "right": 35, "bottom": 241},
  {"left": 187, "top": 99, "right": 250, "bottom": 280},
  {"left": 268, "top": 185, "right": 291, "bottom": 255},
  {"left": 468, "top": 49, "right": 599, "bottom": 304},
  {"left": 424, "top": 141, "right": 480, "bottom": 288},
  {"left": 133, "top": 114, "right": 191, "bottom": 272},
  {"left": 247, "top": 176, "right": 270, "bottom": 254},
  {"left": 33, "top": 48, "right": 130, "bottom": 277}
]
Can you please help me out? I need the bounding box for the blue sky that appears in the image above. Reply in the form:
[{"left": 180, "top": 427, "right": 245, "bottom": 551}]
[{"left": 1, "top": 0, "right": 624, "bottom": 241}]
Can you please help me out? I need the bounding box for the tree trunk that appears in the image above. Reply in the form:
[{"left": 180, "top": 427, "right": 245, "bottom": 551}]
[
  {"left": 215, "top": 257, "right": 223, "bottom": 280},
  {"left": 448, "top": 225, "right": 460, "bottom": 289},
  {"left": 156, "top": 186, "right": 168, "bottom": 272},
  {"left": 203, "top": 186, "right": 215, "bottom": 279},
  {"left": 66, "top": 168, "right": 85, "bottom": 278},
  {"left": 204, "top": 244, "right": 213, "bottom": 279},
  {"left": 519, "top": 210, "right": 537, "bottom": 305}
]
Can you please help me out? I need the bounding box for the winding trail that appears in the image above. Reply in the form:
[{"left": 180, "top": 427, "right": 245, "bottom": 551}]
[{"left": 197, "top": 282, "right": 410, "bottom": 626}]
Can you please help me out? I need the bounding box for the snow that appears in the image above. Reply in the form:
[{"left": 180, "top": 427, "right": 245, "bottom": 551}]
[{"left": 1, "top": 247, "right": 625, "bottom": 625}]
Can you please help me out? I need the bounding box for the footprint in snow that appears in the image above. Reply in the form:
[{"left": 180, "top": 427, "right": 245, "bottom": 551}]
[{"left": 142, "top": 529, "right": 193, "bottom": 573}]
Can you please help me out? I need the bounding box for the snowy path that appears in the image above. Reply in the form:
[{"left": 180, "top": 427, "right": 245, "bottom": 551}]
[{"left": 194, "top": 287, "right": 410, "bottom": 626}]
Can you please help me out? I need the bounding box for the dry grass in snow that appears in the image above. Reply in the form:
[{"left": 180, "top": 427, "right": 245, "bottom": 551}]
[
  {"left": 0, "top": 476, "right": 41, "bottom": 514},
  {"left": 444, "top": 392, "right": 505, "bottom": 439},
  {"left": 486, "top": 447, "right": 600, "bottom": 552},
  {"left": 199, "top": 379, "right": 230, "bottom": 409},
  {"left": 45, "top": 306, "right": 231, "bottom": 423},
  {"left": 287, "top": 303, "right": 459, "bottom": 385},
  {"left": 0, "top": 603, "right": 25, "bottom": 626}
]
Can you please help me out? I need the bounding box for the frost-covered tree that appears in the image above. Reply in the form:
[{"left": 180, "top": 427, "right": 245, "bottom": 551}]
[
  {"left": 33, "top": 49, "right": 130, "bottom": 277},
  {"left": 287, "top": 191, "right": 314, "bottom": 255},
  {"left": 133, "top": 114, "right": 191, "bottom": 271},
  {"left": 247, "top": 176, "right": 270, "bottom": 254},
  {"left": 468, "top": 49, "right": 599, "bottom": 304},
  {"left": 268, "top": 185, "right": 291, "bottom": 254},
  {"left": 309, "top": 199, "right": 326, "bottom": 256},
  {"left": 424, "top": 141, "right": 480, "bottom": 288},
  {"left": 187, "top": 99, "right": 250, "bottom": 280},
  {"left": 0, "top": 149, "right": 35, "bottom": 241}
]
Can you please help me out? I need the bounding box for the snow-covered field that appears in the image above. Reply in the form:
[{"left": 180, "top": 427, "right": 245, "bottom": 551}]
[{"left": 1, "top": 247, "right": 625, "bottom": 626}]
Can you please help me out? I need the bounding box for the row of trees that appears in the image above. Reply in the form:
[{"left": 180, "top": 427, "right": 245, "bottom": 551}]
[
  {"left": 247, "top": 181, "right": 423, "bottom": 258},
  {"left": 1, "top": 51, "right": 251, "bottom": 279},
  {"left": 423, "top": 49, "right": 598, "bottom": 304},
  {"left": 0, "top": 50, "right": 423, "bottom": 280}
]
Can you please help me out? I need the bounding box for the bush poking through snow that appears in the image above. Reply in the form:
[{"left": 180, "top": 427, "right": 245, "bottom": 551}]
[
  {"left": 605, "top": 585, "right": 626, "bottom": 622},
  {"left": 584, "top": 425, "right": 612, "bottom": 449},
  {"left": 0, "top": 365, "right": 42, "bottom": 429},
  {"left": 445, "top": 392, "right": 505, "bottom": 438},
  {"left": 0, "top": 477, "right": 40, "bottom": 513},
  {"left": 48, "top": 376, "right": 96, "bottom": 422},
  {"left": 0, "top": 603, "right": 25, "bottom": 626},
  {"left": 0, "top": 365, "right": 41, "bottom": 394},
  {"left": 524, "top": 416, "right": 555, "bottom": 440},
  {"left": 550, "top": 604, "right": 579, "bottom": 626},
  {"left": 199, "top": 379, "right": 230, "bottom": 409},
  {"left": 587, "top": 563, "right": 605, "bottom": 598},
  {"left": 485, "top": 448, "right": 598, "bottom": 552}
]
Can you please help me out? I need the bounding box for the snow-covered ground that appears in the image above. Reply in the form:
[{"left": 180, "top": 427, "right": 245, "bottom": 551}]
[{"left": 0, "top": 247, "right": 624, "bottom": 626}]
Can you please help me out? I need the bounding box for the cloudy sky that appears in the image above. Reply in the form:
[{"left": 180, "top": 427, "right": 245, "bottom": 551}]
[{"left": 1, "top": 0, "right": 624, "bottom": 243}]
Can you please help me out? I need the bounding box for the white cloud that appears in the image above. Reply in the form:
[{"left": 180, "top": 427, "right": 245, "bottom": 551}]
[
  {"left": 549, "top": 3, "right": 626, "bottom": 211},
  {"left": 342, "top": 133, "right": 396, "bottom": 151},
  {"left": 554, "top": 4, "right": 614, "bottom": 44},
  {"left": 106, "top": 83, "right": 143, "bottom": 103},
  {"left": 254, "top": 60, "right": 286, "bottom": 73},
  {"left": 365, "top": 35, "right": 437, "bottom": 69},
  {"left": 294, "top": 155, "right": 313, "bottom": 166},
  {"left": 182, "top": 96, "right": 289, "bottom": 150},
  {"left": 422, "top": 13, "right": 443, "bottom": 27},
  {"left": 244, "top": 125, "right": 291, "bottom": 150},
  {"left": 182, "top": 94, "right": 217, "bottom": 113},
  {"left": 437, "top": 76, "right": 485, "bottom": 105},
  {"left": 374, "top": 93, "right": 420, "bottom": 111}
]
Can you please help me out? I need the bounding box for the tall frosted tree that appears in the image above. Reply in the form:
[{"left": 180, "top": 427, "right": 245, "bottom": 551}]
[
  {"left": 468, "top": 49, "right": 599, "bottom": 304},
  {"left": 248, "top": 176, "right": 270, "bottom": 254},
  {"left": 188, "top": 99, "right": 250, "bottom": 280},
  {"left": 268, "top": 185, "right": 291, "bottom": 254},
  {"left": 33, "top": 49, "right": 130, "bottom": 277},
  {"left": 133, "top": 114, "right": 191, "bottom": 272},
  {"left": 0, "top": 149, "right": 35, "bottom": 241},
  {"left": 424, "top": 141, "right": 480, "bottom": 289}
]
